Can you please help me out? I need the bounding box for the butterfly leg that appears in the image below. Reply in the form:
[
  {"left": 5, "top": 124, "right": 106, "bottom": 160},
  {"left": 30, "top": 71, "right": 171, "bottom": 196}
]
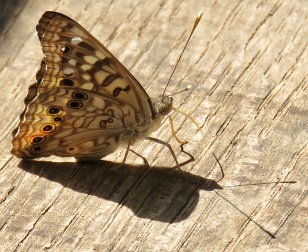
[
  {"left": 122, "top": 142, "right": 150, "bottom": 167},
  {"left": 168, "top": 108, "right": 206, "bottom": 166},
  {"left": 178, "top": 143, "right": 195, "bottom": 167},
  {"left": 168, "top": 115, "right": 196, "bottom": 167},
  {"left": 168, "top": 115, "right": 188, "bottom": 145},
  {"left": 129, "top": 149, "right": 150, "bottom": 167},
  {"left": 146, "top": 136, "right": 182, "bottom": 171},
  {"left": 122, "top": 139, "right": 132, "bottom": 164}
]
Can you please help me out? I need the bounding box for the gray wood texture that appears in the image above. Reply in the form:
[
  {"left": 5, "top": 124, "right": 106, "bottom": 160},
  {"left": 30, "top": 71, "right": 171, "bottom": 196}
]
[{"left": 0, "top": 0, "right": 307, "bottom": 251}]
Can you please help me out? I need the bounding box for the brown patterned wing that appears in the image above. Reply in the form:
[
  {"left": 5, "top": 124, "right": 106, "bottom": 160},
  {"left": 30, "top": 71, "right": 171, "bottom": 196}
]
[
  {"left": 36, "top": 11, "right": 153, "bottom": 122},
  {"left": 11, "top": 87, "right": 139, "bottom": 159},
  {"left": 11, "top": 11, "right": 155, "bottom": 159}
]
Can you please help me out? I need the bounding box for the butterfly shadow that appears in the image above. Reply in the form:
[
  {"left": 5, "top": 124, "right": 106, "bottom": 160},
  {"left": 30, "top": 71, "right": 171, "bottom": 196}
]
[{"left": 18, "top": 160, "right": 222, "bottom": 223}]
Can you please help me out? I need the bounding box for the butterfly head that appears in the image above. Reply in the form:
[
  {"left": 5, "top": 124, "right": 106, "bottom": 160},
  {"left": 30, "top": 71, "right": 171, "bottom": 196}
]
[{"left": 152, "top": 95, "right": 173, "bottom": 116}]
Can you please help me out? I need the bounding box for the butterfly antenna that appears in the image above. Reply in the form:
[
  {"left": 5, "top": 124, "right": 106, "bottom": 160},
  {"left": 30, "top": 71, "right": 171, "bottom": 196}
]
[
  {"left": 166, "top": 85, "right": 192, "bottom": 97},
  {"left": 163, "top": 12, "right": 203, "bottom": 96}
]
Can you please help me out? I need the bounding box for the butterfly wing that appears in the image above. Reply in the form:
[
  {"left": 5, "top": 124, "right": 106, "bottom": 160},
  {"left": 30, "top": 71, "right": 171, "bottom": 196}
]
[
  {"left": 12, "top": 87, "right": 138, "bottom": 159},
  {"left": 11, "top": 11, "right": 155, "bottom": 159},
  {"left": 36, "top": 11, "right": 153, "bottom": 120}
]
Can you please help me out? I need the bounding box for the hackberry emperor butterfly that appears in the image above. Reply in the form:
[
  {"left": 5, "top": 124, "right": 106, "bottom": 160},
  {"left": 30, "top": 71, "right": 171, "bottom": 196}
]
[{"left": 11, "top": 11, "right": 202, "bottom": 167}]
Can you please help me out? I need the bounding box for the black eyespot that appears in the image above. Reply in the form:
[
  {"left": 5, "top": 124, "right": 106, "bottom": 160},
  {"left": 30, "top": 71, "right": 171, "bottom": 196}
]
[
  {"left": 32, "top": 146, "right": 42, "bottom": 152},
  {"left": 60, "top": 79, "right": 74, "bottom": 86},
  {"left": 60, "top": 45, "right": 71, "bottom": 54},
  {"left": 67, "top": 146, "right": 77, "bottom": 153},
  {"left": 100, "top": 120, "right": 107, "bottom": 128},
  {"left": 31, "top": 136, "right": 45, "bottom": 144},
  {"left": 41, "top": 124, "right": 55, "bottom": 132},
  {"left": 67, "top": 100, "right": 82, "bottom": 109},
  {"left": 48, "top": 107, "right": 61, "bottom": 115},
  {"left": 100, "top": 118, "right": 113, "bottom": 128},
  {"left": 72, "top": 91, "right": 87, "bottom": 100},
  {"left": 53, "top": 116, "right": 64, "bottom": 122}
]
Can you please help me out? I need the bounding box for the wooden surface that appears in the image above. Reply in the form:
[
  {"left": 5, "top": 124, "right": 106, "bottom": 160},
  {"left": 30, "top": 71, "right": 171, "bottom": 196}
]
[{"left": 0, "top": 0, "right": 307, "bottom": 251}]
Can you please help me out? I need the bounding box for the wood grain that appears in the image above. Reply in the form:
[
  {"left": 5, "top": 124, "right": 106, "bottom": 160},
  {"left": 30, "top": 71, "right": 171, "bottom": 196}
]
[{"left": 0, "top": 0, "right": 307, "bottom": 251}]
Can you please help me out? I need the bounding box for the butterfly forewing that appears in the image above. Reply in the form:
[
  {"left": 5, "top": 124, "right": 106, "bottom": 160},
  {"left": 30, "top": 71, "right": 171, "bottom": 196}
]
[
  {"left": 37, "top": 12, "right": 152, "bottom": 117},
  {"left": 11, "top": 11, "right": 155, "bottom": 159}
]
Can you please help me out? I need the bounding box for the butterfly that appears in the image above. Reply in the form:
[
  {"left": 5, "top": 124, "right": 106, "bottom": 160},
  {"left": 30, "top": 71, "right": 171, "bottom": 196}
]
[{"left": 11, "top": 11, "right": 202, "bottom": 167}]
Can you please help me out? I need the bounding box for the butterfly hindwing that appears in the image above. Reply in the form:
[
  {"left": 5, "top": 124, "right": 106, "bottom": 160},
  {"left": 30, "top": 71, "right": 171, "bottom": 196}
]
[{"left": 12, "top": 85, "right": 139, "bottom": 158}]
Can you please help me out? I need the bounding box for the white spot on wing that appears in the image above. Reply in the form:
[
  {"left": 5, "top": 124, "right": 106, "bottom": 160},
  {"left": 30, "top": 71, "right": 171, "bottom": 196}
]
[
  {"left": 69, "top": 59, "right": 77, "bottom": 66},
  {"left": 81, "top": 83, "right": 94, "bottom": 90},
  {"left": 63, "top": 67, "right": 74, "bottom": 76},
  {"left": 84, "top": 56, "right": 98, "bottom": 64},
  {"left": 71, "top": 37, "right": 83, "bottom": 45},
  {"left": 82, "top": 74, "right": 91, "bottom": 81},
  {"left": 81, "top": 64, "right": 92, "bottom": 71}
]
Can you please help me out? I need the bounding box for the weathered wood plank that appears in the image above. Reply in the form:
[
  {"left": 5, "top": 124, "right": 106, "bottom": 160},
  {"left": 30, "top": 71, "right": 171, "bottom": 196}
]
[{"left": 0, "top": 0, "right": 307, "bottom": 251}]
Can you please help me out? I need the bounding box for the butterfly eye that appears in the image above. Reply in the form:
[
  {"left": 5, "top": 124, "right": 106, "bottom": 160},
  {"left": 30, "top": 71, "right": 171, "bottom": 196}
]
[
  {"left": 67, "top": 100, "right": 83, "bottom": 109},
  {"left": 41, "top": 124, "right": 55, "bottom": 132},
  {"left": 60, "top": 79, "right": 74, "bottom": 86},
  {"left": 52, "top": 116, "right": 64, "bottom": 122},
  {"left": 47, "top": 107, "right": 61, "bottom": 115},
  {"left": 31, "top": 136, "right": 45, "bottom": 144},
  {"left": 72, "top": 91, "right": 88, "bottom": 100},
  {"left": 60, "top": 45, "right": 71, "bottom": 54}
]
